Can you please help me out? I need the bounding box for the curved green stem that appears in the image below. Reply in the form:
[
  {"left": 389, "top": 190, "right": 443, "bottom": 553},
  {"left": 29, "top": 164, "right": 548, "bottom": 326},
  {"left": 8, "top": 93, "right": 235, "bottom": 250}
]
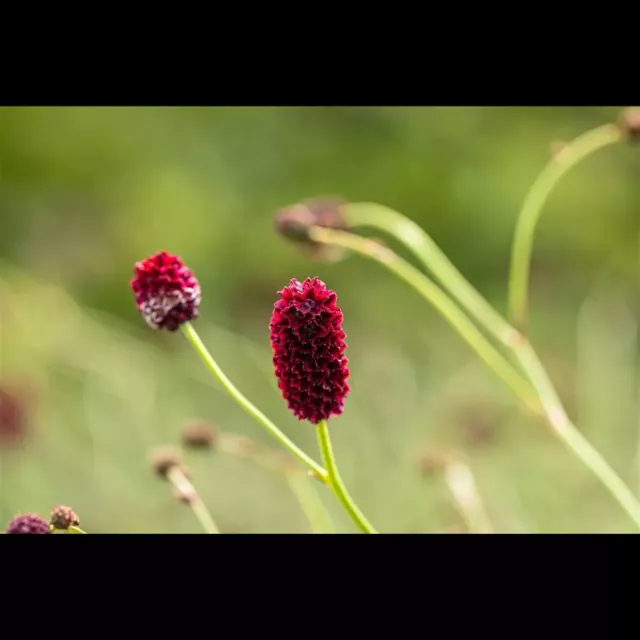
[
  {"left": 181, "top": 322, "right": 327, "bottom": 481},
  {"left": 308, "top": 227, "right": 539, "bottom": 413},
  {"left": 345, "top": 202, "right": 517, "bottom": 347},
  {"left": 515, "top": 341, "right": 640, "bottom": 529},
  {"left": 508, "top": 123, "right": 622, "bottom": 330},
  {"left": 167, "top": 465, "right": 220, "bottom": 534},
  {"left": 309, "top": 225, "right": 640, "bottom": 530},
  {"left": 316, "top": 420, "right": 376, "bottom": 533}
]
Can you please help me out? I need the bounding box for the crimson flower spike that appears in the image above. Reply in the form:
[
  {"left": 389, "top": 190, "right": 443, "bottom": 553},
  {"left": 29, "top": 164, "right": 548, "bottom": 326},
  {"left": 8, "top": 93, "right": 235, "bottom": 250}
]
[
  {"left": 270, "top": 277, "right": 375, "bottom": 533},
  {"left": 269, "top": 277, "right": 350, "bottom": 424}
]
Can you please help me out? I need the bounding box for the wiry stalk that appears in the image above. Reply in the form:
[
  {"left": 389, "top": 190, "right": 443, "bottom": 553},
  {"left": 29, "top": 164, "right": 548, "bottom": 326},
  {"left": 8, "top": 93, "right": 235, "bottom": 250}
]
[{"left": 309, "top": 225, "right": 640, "bottom": 530}]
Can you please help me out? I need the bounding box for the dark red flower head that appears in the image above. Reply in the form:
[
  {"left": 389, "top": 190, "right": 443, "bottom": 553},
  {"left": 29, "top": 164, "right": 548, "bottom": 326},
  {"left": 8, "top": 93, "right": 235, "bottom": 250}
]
[
  {"left": 130, "top": 251, "right": 201, "bottom": 331},
  {"left": 5, "top": 513, "right": 51, "bottom": 534},
  {"left": 270, "top": 277, "right": 350, "bottom": 424}
]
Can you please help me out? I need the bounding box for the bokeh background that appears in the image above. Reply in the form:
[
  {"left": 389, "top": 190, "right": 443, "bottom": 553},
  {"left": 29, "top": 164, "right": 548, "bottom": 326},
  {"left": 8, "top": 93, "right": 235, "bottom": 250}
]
[{"left": 0, "top": 106, "right": 638, "bottom": 533}]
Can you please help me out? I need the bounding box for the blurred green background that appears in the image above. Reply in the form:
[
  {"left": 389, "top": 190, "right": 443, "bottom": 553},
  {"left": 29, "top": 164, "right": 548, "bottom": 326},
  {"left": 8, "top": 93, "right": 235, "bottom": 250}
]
[{"left": 0, "top": 106, "right": 638, "bottom": 533}]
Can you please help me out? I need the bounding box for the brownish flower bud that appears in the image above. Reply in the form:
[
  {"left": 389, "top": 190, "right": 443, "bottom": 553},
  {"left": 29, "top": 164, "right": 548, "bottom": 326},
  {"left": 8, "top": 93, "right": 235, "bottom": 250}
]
[
  {"left": 618, "top": 108, "right": 640, "bottom": 142},
  {"left": 149, "top": 446, "right": 188, "bottom": 479},
  {"left": 274, "top": 197, "right": 348, "bottom": 262},
  {"left": 417, "top": 449, "right": 454, "bottom": 477},
  {"left": 181, "top": 421, "right": 218, "bottom": 449},
  {"left": 50, "top": 505, "right": 80, "bottom": 530}
]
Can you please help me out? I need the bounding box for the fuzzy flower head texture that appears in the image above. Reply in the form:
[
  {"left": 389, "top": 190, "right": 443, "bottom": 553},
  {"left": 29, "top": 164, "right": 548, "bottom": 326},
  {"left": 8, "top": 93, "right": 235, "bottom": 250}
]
[
  {"left": 50, "top": 505, "right": 80, "bottom": 530},
  {"left": 130, "top": 251, "right": 201, "bottom": 331},
  {"left": 270, "top": 277, "right": 350, "bottom": 424},
  {"left": 6, "top": 513, "right": 51, "bottom": 534}
]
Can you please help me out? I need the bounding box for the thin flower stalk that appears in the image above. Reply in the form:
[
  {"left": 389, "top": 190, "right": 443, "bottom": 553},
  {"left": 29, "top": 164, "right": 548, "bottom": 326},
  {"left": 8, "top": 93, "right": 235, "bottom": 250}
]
[
  {"left": 269, "top": 277, "right": 376, "bottom": 533},
  {"left": 166, "top": 464, "right": 220, "bottom": 534},
  {"left": 508, "top": 123, "right": 622, "bottom": 330},
  {"left": 442, "top": 458, "right": 493, "bottom": 534},
  {"left": 316, "top": 419, "right": 376, "bottom": 534},
  {"left": 308, "top": 226, "right": 538, "bottom": 412},
  {"left": 308, "top": 225, "right": 640, "bottom": 530},
  {"left": 181, "top": 322, "right": 327, "bottom": 480}
]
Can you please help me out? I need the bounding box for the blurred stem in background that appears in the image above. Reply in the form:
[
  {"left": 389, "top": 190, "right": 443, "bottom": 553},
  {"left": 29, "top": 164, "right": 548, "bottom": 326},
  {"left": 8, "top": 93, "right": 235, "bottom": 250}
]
[
  {"left": 637, "top": 231, "right": 640, "bottom": 498},
  {"left": 316, "top": 419, "right": 376, "bottom": 533},
  {"left": 181, "top": 322, "right": 327, "bottom": 481},
  {"left": 167, "top": 465, "right": 220, "bottom": 534},
  {"left": 284, "top": 470, "right": 336, "bottom": 534},
  {"left": 443, "top": 457, "right": 493, "bottom": 534},
  {"left": 346, "top": 202, "right": 518, "bottom": 348},
  {"left": 507, "top": 123, "right": 622, "bottom": 330},
  {"left": 214, "top": 433, "right": 336, "bottom": 533},
  {"left": 309, "top": 225, "right": 640, "bottom": 530}
]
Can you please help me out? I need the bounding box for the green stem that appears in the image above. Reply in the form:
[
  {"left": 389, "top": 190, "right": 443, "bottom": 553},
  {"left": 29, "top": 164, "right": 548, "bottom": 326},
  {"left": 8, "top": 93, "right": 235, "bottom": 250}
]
[
  {"left": 316, "top": 420, "right": 376, "bottom": 533},
  {"left": 181, "top": 322, "right": 327, "bottom": 481},
  {"left": 346, "top": 202, "right": 517, "bottom": 347},
  {"left": 514, "top": 341, "right": 640, "bottom": 529},
  {"left": 308, "top": 227, "right": 539, "bottom": 413},
  {"left": 309, "top": 225, "right": 640, "bottom": 530},
  {"left": 508, "top": 123, "right": 622, "bottom": 330},
  {"left": 285, "top": 470, "right": 336, "bottom": 534},
  {"left": 167, "top": 465, "right": 220, "bottom": 534},
  {"left": 68, "top": 526, "right": 86, "bottom": 534}
]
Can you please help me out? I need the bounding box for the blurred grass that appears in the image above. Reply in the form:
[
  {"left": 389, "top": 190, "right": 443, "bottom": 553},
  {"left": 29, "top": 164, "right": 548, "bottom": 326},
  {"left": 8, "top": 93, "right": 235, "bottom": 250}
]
[{"left": 0, "top": 106, "right": 638, "bottom": 533}]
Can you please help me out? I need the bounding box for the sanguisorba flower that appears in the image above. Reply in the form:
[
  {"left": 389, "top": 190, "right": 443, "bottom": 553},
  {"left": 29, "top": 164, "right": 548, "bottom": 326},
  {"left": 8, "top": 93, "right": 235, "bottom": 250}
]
[
  {"left": 50, "top": 505, "right": 80, "bottom": 530},
  {"left": 270, "top": 277, "right": 350, "bottom": 424},
  {"left": 5, "top": 513, "right": 51, "bottom": 534},
  {"left": 130, "top": 251, "right": 201, "bottom": 331}
]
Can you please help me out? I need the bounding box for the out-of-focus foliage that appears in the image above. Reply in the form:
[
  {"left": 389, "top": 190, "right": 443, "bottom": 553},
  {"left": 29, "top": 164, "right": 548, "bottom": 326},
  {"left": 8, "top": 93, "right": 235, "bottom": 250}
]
[{"left": 0, "top": 106, "right": 638, "bottom": 533}]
